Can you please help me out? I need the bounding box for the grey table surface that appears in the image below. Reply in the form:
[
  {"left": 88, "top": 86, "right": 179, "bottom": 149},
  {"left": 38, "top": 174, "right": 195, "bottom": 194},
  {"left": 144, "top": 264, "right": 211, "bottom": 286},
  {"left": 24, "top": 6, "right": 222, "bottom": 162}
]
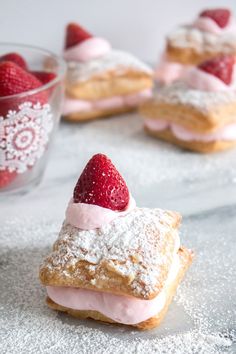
[{"left": 1, "top": 113, "right": 236, "bottom": 354}]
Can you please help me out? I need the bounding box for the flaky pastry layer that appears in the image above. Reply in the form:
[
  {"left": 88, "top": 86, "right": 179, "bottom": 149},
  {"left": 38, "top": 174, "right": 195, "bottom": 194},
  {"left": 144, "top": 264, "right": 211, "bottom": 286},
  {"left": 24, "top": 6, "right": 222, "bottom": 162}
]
[
  {"left": 140, "top": 89, "right": 236, "bottom": 133},
  {"left": 65, "top": 70, "right": 153, "bottom": 100},
  {"left": 145, "top": 126, "right": 236, "bottom": 153},
  {"left": 63, "top": 105, "right": 134, "bottom": 122},
  {"left": 40, "top": 208, "right": 181, "bottom": 300},
  {"left": 46, "top": 247, "right": 193, "bottom": 330},
  {"left": 166, "top": 43, "right": 236, "bottom": 66}
]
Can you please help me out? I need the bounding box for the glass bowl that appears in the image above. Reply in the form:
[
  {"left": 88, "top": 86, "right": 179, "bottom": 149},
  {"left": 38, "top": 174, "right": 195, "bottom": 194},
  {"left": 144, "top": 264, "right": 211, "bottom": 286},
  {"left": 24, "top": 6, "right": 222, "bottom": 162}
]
[{"left": 0, "top": 43, "right": 66, "bottom": 195}]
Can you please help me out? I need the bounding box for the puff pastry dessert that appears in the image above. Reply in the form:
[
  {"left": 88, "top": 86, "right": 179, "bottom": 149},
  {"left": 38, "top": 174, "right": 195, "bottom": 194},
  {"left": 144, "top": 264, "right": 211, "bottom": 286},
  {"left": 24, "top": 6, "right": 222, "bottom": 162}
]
[
  {"left": 155, "top": 8, "right": 236, "bottom": 84},
  {"left": 141, "top": 55, "right": 236, "bottom": 153},
  {"left": 62, "top": 23, "right": 153, "bottom": 121},
  {"left": 39, "top": 153, "right": 193, "bottom": 330}
]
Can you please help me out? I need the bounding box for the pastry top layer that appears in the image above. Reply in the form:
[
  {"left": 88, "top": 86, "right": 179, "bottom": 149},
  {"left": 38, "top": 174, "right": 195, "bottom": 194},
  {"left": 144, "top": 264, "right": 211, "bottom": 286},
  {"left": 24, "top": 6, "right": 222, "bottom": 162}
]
[
  {"left": 40, "top": 207, "right": 181, "bottom": 300},
  {"left": 153, "top": 82, "right": 236, "bottom": 114},
  {"left": 140, "top": 83, "right": 236, "bottom": 131},
  {"left": 167, "top": 25, "right": 236, "bottom": 53},
  {"left": 66, "top": 49, "right": 153, "bottom": 83}
]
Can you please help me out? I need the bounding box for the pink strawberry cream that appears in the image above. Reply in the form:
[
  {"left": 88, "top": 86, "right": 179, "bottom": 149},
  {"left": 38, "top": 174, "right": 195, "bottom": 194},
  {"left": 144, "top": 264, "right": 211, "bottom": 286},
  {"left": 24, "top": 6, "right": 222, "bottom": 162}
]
[
  {"left": 145, "top": 119, "right": 236, "bottom": 142},
  {"left": 182, "top": 65, "right": 236, "bottom": 91},
  {"left": 65, "top": 195, "right": 136, "bottom": 230},
  {"left": 46, "top": 238, "right": 180, "bottom": 325},
  {"left": 63, "top": 89, "right": 152, "bottom": 115},
  {"left": 64, "top": 37, "right": 111, "bottom": 62},
  {"left": 192, "top": 16, "right": 236, "bottom": 35},
  {"left": 155, "top": 53, "right": 191, "bottom": 85}
]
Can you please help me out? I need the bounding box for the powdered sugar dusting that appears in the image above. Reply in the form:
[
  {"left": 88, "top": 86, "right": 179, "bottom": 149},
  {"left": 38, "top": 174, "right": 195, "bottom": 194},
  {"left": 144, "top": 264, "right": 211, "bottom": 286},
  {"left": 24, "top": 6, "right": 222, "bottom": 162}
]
[
  {"left": 168, "top": 25, "right": 236, "bottom": 53},
  {"left": 153, "top": 81, "right": 236, "bottom": 113},
  {"left": 67, "top": 49, "right": 153, "bottom": 83},
  {"left": 1, "top": 212, "right": 235, "bottom": 354},
  {"left": 41, "top": 208, "right": 178, "bottom": 298}
]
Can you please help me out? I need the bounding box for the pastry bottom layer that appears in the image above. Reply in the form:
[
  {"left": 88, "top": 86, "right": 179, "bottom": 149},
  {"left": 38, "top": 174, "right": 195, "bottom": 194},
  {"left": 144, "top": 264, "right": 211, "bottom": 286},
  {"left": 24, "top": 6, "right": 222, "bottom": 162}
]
[
  {"left": 145, "top": 127, "right": 236, "bottom": 153},
  {"left": 64, "top": 105, "right": 134, "bottom": 122},
  {"left": 166, "top": 44, "right": 236, "bottom": 65},
  {"left": 46, "top": 246, "right": 193, "bottom": 330},
  {"left": 63, "top": 88, "right": 152, "bottom": 122}
]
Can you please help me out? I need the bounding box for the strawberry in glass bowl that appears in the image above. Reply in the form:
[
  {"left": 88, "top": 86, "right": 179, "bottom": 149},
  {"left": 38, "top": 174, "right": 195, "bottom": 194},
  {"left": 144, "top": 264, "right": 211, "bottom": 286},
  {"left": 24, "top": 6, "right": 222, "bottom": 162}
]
[{"left": 0, "top": 44, "right": 66, "bottom": 194}]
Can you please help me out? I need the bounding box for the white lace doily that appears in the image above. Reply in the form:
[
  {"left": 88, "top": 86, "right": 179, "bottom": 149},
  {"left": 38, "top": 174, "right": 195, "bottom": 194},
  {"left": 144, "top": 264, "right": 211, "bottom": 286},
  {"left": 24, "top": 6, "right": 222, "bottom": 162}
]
[{"left": 0, "top": 102, "right": 53, "bottom": 173}]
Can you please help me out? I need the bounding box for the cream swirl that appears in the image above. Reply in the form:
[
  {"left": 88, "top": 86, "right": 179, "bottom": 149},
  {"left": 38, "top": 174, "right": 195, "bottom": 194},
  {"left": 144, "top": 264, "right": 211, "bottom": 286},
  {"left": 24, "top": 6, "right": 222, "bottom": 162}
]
[
  {"left": 64, "top": 37, "right": 111, "bottom": 62},
  {"left": 65, "top": 195, "right": 136, "bottom": 230},
  {"left": 193, "top": 16, "right": 236, "bottom": 35},
  {"left": 182, "top": 65, "right": 236, "bottom": 92},
  {"left": 155, "top": 52, "right": 236, "bottom": 89}
]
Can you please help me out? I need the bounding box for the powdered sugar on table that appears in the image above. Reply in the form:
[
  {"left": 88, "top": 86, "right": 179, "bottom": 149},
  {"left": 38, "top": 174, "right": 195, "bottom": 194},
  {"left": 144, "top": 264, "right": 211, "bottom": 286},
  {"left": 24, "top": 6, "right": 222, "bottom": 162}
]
[{"left": 1, "top": 112, "right": 236, "bottom": 353}]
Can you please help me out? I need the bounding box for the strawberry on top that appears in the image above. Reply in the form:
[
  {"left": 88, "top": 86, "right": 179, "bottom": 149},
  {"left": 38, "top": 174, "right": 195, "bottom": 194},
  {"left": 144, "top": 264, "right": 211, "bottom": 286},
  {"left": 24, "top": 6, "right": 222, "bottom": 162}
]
[
  {"left": 199, "top": 8, "right": 231, "bottom": 29},
  {"left": 65, "top": 23, "right": 92, "bottom": 49},
  {"left": 73, "top": 154, "right": 130, "bottom": 211}
]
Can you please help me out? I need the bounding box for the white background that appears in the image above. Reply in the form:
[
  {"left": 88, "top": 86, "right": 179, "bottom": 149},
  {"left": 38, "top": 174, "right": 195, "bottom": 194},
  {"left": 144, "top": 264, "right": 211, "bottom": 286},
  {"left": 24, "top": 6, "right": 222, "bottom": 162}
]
[{"left": 0, "top": 0, "right": 236, "bottom": 62}]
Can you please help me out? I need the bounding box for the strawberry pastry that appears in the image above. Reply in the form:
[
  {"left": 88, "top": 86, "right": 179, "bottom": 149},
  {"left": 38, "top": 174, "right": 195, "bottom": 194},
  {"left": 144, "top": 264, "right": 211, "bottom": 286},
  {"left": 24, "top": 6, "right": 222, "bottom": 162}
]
[
  {"left": 155, "top": 8, "right": 236, "bottom": 84},
  {"left": 0, "top": 53, "right": 56, "bottom": 189},
  {"left": 63, "top": 23, "right": 153, "bottom": 121},
  {"left": 140, "top": 55, "right": 236, "bottom": 152},
  {"left": 39, "top": 154, "right": 193, "bottom": 330}
]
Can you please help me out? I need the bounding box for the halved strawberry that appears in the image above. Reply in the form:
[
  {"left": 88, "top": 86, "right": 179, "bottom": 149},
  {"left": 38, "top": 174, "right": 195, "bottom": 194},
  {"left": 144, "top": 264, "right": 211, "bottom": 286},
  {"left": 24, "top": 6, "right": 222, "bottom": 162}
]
[
  {"left": 30, "top": 71, "right": 56, "bottom": 85},
  {"left": 0, "top": 61, "right": 48, "bottom": 116},
  {"left": 65, "top": 23, "right": 92, "bottom": 49},
  {"left": 199, "top": 8, "right": 231, "bottom": 28},
  {"left": 0, "top": 52, "right": 27, "bottom": 70},
  {"left": 73, "top": 154, "right": 129, "bottom": 211},
  {"left": 198, "top": 55, "right": 235, "bottom": 85},
  {"left": 0, "top": 170, "right": 17, "bottom": 188}
]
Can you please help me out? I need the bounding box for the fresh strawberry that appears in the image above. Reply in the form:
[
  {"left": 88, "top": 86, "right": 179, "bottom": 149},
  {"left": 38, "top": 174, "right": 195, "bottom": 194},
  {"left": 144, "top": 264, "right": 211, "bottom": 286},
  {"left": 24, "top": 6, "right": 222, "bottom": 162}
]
[
  {"left": 30, "top": 71, "right": 56, "bottom": 85},
  {"left": 65, "top": 23, "right": 92, "bottom": 49},
  {"left": 0, "top": 170, "right": 17, "bottom": 188},
  {"left": 0, "top": 62, "right": 48, "bottom": 115},
  {"left": 0, "top": 52, "right": 27, "bottom": 70},
  {"left": 73, "top": 154, "right": 129, "bottom": 211},
  {"left": 198, "top": 55, "right": 235, "bottom": 85},
  {"left": 0, "top": 61, "right": 42, "bottom": 97},
  {"left": 200, "top": 8, "right": 231, "bottom": 28}
]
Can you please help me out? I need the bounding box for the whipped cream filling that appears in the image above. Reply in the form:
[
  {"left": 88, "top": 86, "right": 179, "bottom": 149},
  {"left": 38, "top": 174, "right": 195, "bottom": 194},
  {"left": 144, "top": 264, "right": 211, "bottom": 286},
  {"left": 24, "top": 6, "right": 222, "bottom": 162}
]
[
  {"left": 65, "top": 195, "right": 136, "bottom": 230},
  {"left": 46, "top": 235, "right": 181, "bottom": 325},
  {"left": 64, "top": 37, "right": 111, "bottom": 62},
  {"left": 63, "top": 88, "right": 152, "bottom": 115},
  {"left": 145, "top": 118, "right": 236, "bottom": 142}
]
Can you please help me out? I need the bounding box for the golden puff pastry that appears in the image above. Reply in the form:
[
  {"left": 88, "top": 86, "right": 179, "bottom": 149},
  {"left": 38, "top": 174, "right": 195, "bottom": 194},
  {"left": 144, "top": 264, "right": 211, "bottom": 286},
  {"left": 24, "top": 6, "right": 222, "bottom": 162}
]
[
  {"left": 155, "top": 9, "right": 236, "bottom": 84},
  {"left": 63, "top": 23, "right": 153, "bottom": 122},
  {"left": 45, "top": 247, "right": 192, "bottom": 330},
  {"left": 140, "top": 81, "right": 236, "bottom": 153},
  {"left": 167, "top": 8, "right": 236, "bottom": 65},
  {"left": 40, "top": 208, "right": 193, "bottom": 329},
  {"left": 39, "top": 153, "right": 193, "bottom": 329}
]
